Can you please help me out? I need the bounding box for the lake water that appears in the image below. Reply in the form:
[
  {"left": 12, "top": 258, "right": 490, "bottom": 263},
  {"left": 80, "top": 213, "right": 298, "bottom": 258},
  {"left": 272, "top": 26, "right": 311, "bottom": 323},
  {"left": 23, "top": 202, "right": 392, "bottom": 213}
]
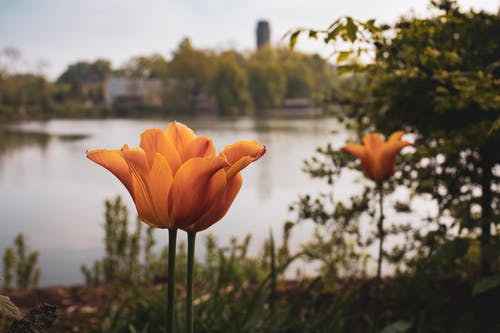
[{"left": 0, "top": 116, "right": 354, "bottom": 286}]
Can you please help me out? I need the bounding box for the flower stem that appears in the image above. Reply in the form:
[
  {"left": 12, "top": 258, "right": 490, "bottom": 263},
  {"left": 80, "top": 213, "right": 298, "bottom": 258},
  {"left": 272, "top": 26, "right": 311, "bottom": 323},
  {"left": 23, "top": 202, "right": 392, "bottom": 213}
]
[
  {"left": 269, "top": 229, "right": 277, "bottom": 311},
  {"left": 167, "top": 228, "right": 177, "bottom": 333},
  {"left": 376, "top": 182, "right": 384, "bottom": 288},
  {"left": 375, "top": 182, "right": 385, "bottom": 331},
  {"left": 186, "top": 232, "right": 196, "bottom": 333}
]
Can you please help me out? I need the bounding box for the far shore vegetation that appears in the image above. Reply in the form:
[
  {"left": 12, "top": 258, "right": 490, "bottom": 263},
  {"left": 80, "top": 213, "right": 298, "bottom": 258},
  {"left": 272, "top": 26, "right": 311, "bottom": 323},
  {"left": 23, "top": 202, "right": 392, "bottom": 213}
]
[{"left": 0, "top": 40, "right": 338, "bottom": 121}]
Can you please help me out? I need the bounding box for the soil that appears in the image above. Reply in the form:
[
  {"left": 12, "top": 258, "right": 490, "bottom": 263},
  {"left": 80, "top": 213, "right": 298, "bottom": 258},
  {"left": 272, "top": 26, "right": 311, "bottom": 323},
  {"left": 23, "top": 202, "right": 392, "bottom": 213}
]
[{"left": 3, "top": 284, "right": 116, "bottom": 332}]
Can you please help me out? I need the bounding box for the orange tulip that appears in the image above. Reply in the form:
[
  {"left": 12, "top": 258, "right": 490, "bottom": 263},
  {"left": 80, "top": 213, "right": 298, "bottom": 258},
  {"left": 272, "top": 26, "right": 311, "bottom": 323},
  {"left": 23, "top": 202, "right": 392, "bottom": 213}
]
[
  {"left": 87, "top": 121, "right": 265, "bottom": 231},
  {"left": 342, "top": 131, "right": 411, "bottom": 182}
]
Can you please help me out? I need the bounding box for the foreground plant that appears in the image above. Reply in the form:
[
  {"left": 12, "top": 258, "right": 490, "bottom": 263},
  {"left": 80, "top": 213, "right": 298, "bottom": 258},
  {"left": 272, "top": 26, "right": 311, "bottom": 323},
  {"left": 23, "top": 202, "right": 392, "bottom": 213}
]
[
  {"left": 2, "top": 233, "right": 41, "bottom": 290},
  {"left": 87, "top": 121, "right": 265, "bottom": 333},
  {"left": 343, "top": 131, "right": 411, "bottom": 329}
]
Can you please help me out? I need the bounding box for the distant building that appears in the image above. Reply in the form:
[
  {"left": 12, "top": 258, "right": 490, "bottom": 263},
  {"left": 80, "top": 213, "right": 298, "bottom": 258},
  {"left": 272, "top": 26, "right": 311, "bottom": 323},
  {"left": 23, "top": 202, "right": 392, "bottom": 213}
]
[
  {"left": 280, "top": 97, "right": 323, "bottom": 116},
  {"left": 282, "top": 98, "right": 312, "bottom": 109},
  {"left": 103, "top": 77, "right": 163, "bottom": 109},
  {"left": 256, "top": 20, "right": 270, "bottom": 49}
]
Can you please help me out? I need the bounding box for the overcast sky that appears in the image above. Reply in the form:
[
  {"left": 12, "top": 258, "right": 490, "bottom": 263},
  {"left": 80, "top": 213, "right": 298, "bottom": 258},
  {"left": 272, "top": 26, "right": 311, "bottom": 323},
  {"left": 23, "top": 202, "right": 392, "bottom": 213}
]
[{"left": 0, "top": 0, "right": 498, "bottom": 79}]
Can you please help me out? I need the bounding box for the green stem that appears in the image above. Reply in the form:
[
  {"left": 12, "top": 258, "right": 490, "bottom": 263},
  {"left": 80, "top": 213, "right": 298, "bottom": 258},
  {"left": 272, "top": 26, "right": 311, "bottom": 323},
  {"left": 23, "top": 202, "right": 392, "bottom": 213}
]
[
  {"left": 376, "top": 182, "right": 384, "bottom": 289},
  {"left": 187, "top": 232, "right": 196, "bottom": 333},
  {"left": 167, "top": 228, "right": 177, "bottom": 333},
  {"left": 269, "top": 229, "right": 276, "bottom": 311},
  {"left": 375, "top": 182, "right": 385, "bottom": 331}
]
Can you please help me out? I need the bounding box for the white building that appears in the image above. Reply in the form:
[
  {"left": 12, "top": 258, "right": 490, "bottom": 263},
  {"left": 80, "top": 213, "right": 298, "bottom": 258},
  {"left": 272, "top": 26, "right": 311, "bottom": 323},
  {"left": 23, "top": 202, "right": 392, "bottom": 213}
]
[{"left": 103, "top": 77, "right": 163, "bottom": 107}]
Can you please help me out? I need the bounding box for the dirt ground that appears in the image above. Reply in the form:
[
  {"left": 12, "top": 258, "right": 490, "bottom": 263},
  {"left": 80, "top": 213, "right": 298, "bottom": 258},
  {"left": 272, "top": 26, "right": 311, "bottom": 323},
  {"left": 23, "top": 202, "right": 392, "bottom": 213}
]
[{"left": 3, "top": 284, "right": 116, "bottom": 332}]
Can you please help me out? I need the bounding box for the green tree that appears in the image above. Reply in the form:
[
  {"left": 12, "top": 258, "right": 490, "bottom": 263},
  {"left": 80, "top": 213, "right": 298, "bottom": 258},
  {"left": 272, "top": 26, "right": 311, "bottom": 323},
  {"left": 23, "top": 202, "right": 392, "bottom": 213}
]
[
  {"left": 212, "top": 52, "right": 249, "bottom": 115},
  {"left": 57, "top": 59, "right": 112, "bottom": 84},
  {"left": 304, "top": 53, "right": 338, "bottom": 92},
  {"left": 274, "top": 48, "right": 317, "bottom": 99},
  {"left": 293, "top": 0, "right": 500, "bottom": 276},
  {"left": 0, "top": 74, "right": 51, "bottom": 118},
  {"left": 247, "top": 48, "right": 286, "bottom": 110},
  {"left": 367, "top": 1, "right": 499, "bottom": 276},
  {"left": 56, "top": 59, "right": 112, "bottom": 98},
  {"left": 122, "top": 54, "right": 169, "bottom": 78},
  {"left": 166, "top": 38, "right": 214, "bottom": 113},
  {"left": 282, "top": 59, "right": 313, "bottom": 98}
]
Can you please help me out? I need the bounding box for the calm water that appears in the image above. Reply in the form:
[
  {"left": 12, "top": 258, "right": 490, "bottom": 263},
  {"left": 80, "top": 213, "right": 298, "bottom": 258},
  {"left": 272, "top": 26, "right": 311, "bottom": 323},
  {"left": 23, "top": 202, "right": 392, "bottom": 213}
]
[{"left": 0, "top": 116, "right": 351, "bottom": 286}]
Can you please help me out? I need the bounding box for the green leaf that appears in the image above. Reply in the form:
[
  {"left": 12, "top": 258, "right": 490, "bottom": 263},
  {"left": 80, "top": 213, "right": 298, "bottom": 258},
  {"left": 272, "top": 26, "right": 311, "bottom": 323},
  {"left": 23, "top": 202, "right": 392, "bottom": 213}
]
[
  {"left": 289, "top": 30, "right": 301, "bottom": 49},
  {"left": 308, "top": 30, "right": 318, "bottom": 39},
  {"left": 0, "top": 295, "right": 21, "bottom": 320},
  {"left": 366, "top": 19, "right": 376, "bottom": 28},
  {"left": 327, "top": 18, "right": 341, "bottom": 30},
  {"left": 336, "top": 51, "right": 352, "bottom": 63},
  {"left": 473, "top": 276, "right": 500, "bottom": 297},
  {"left": 346, "top": 17, "right": 358, "bottom": 42},
  {"left": 325, "top": 24, "right": 343, "bottom": 43},
  {"left": 363, "top": 19, "right": 381, "bottom": 33}
]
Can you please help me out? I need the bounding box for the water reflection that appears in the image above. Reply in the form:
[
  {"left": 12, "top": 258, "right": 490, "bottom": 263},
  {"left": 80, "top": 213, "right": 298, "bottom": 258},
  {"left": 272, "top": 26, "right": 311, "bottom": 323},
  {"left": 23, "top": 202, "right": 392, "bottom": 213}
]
[
  {"left": 0, "top": 127, "right": 89, "bottom": 166},
  {"left": 0, "top": 128, "right": 51, "bottom": 162},
  {"left": 0, "top": 117, "right": 348, "bottom": 286}
]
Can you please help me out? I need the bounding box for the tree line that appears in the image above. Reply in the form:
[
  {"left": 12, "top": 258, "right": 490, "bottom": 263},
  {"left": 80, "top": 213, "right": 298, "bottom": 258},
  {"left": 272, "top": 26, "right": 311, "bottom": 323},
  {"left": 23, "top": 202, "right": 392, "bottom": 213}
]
[{"left": 0, "top": 39, "right": 337, "bottom": 120}]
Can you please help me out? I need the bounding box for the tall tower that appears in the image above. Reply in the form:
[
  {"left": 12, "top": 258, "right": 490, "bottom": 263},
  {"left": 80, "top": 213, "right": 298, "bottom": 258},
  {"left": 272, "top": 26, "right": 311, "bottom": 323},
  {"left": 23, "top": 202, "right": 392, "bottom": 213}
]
[{"left": 256, "top": 20, "right": 270, "bottom": 49}]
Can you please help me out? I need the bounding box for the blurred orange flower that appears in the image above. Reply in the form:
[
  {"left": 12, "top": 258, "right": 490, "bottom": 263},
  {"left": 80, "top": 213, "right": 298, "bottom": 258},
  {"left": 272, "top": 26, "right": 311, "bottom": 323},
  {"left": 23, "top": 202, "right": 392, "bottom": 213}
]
[
  {"left": 342, "top": 131, "right": 411, "bottom": 182},
  {"left": 87, "top": 121, "right": 265, "bottom": 231}
]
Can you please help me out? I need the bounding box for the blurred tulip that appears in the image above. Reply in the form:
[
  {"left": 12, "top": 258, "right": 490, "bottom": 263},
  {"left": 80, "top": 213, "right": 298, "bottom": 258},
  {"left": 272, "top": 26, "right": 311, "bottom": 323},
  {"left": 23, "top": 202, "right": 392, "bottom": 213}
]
[{"left": 342, "top": 131, "right": 411, "bottom": 182}]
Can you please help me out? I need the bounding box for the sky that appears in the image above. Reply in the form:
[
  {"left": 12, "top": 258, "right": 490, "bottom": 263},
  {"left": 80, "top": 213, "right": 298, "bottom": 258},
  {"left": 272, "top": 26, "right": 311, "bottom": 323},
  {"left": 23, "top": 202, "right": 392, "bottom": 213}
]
[{"left": 0, "top": 0, "right": 498, "bottom": 80}]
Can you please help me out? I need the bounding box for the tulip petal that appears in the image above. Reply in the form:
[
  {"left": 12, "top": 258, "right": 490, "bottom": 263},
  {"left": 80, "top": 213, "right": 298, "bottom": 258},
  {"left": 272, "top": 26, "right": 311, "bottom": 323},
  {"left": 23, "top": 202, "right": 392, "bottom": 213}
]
[
  {"left": 222, "top": 140, "right": 266, "bottom": 179},
  {"left": 169, "top": 157, "right": 228, "bottom": 228},
  {"left": 343, "top": 143, "right": 378, "bottom": 179},
  {"left": 184, "top": 172, "right": 243, "bottom": 232},
  {"left": 180, "top": 136, "right": 216, "bottom": 162},
  {"left": 363, "top": 133, "right": 384, "bottom": 153},
  {"left": 380, "top": 137, "right": 412, "bottom": 180},
  {"left": 148, "top": 153, "right": 174, "bottom": 228},
  {"left": 384, "top": 140, "right": 412, "bottom": 158},
  {"left": 87, "top": 147, "right": 133, "bottom": 195},
  {"left": 140, "top": 128, "right": 181, "bottom": 172},
  {"left": 387, "top": 131, "right": 405, "bottom": 143},
  {"left": 383, "top": 132, "right": 412, "bottom": 169},
  {"left": 342, "top": 143, "right": 367, "bottom": 162},
  {"left": 166, "top": 121, "right": 197, "bottom": 152},
  {"left": 122, "top": 147, "right": 160, "bottom": 228}
]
